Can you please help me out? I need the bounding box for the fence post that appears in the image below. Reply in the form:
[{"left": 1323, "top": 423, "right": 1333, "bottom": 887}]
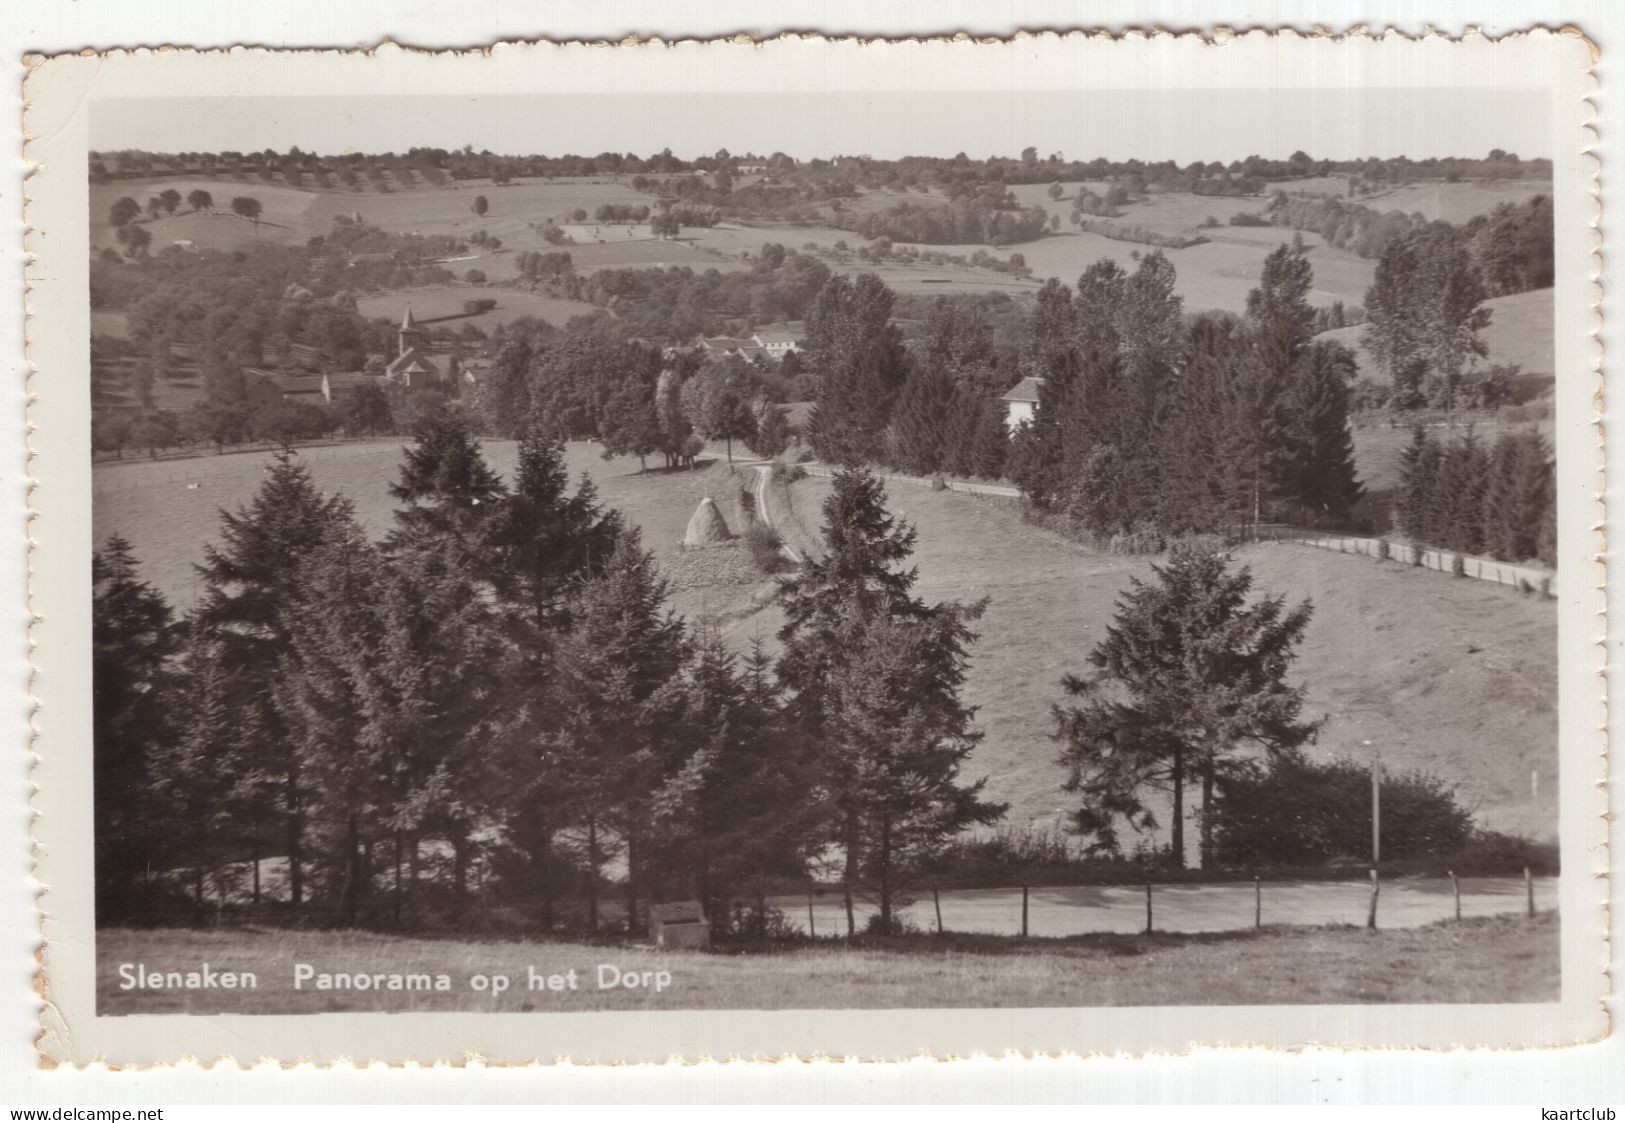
[
  {"left": 1144, "top": 883, "right": 1153, "bottom": 934},
  {"left": 1449, "top": 870, "right": 1461, "bottom": 921},
  {"left": 933, "top": 886, "right": 943, "bottom": 935},
  {"left": 1254, "top": 877, "right": 1262, "bottom": 928},
  {"left": 1367, "top": 869, "right": 1380, "bottom": 930},
  {"left": 807, "top": 892, "right": 816, "bottom": 938},
  {"left": 1021, "top": 885, "right": 1029, "bottom": 937},
  {"left": 1525, "top": 866, "right": 1535, "bottom": 918}
]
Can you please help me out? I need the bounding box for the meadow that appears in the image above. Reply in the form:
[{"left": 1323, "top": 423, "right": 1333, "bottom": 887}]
[
  {"left": 761, "top": 471, "right": 1557, "bottom": 844},
  {"left": 95, "top": 912, "right": 1558, "bottom": 1014},
  {"left": 1285, "top": 176, "right": 1552, "bottom": 223},
  {"left": 92, "top": 440, "right": 767, "bottom": 625},
  {"left": 94, "top": 438, "right": 1557, "bottom": 844},
  {"left": 1318, "top": 287, "right": 1556, "bottom": 389}
]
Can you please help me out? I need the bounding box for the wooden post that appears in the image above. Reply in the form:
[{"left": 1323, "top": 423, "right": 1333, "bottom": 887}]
[
  {"left": 1367, "top": 868, "right": 1380, "bottom": 930},
  {"left": 1525, "top": 866, "right": 1535, "bottom": 918},
  {"left": 1254, "top": 877, "right": 1262, "bottom": 928},
  {"left": 1021, "top": 885, "right": 1029, "bottom": 937},
  {"left": 933, "top": 886, "right": 943, "bottom": 935},
  {"left": 1144, "top": 883, "right": 1153, "bottom": 934},
  {"left": 1449, "top": 870, "right": 1461, "bottom": 921},
  {"left": 1371, "top": 756, "right": 1382, "bottom": 864},
  {"left": 807, "top": 892, "right": 816, "bottom": 939}
]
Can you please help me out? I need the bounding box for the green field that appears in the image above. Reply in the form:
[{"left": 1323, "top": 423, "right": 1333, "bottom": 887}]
[
  {"left": 355, "top": 285, "right": 599, "bottom": 331},
  {"left": 95, "top": 912, "right": 1557, "bottom": 1014},
  {"left": 94, "top": 440, "right": 1556, "bottom": 844}
]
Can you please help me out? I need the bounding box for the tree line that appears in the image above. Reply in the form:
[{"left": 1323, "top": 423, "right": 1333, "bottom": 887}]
[{"left": 801, "top": 240, "right": 1364, "bottom": 538}]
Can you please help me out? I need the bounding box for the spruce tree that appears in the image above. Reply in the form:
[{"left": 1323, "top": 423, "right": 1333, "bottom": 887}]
[
  {"left": 544, "top": 530, "right": 690, "bottom": 932},
  {"left": 891, "top": 363, "right": 955, "bottom": 475},
  {"left": 386, "top": 412, "right": 506, "bottom": 564},
  {"left": 1054, "top": 545, "right": 1317, "bottom": 868},
  {"left": 1396, "top": 426, "right": 1440, "bottom": 543},
  {"left": 661, "top": 634, "right": 818, "bottom": 934},
  {"left": 495, "top": 427, "right": 624, "bottom": 634},
  {"left": 805, "top": 273, "right": 908, "bottom": 465},
  {"left": 148, "top": 626, "right": 243, "bottom": 917},
  {"left": 1281, "top": 339, "right": 1364, "bottom": 526},
  {"left": 91, "top": 536, "right": 179, "bottom": 917},
  {"left": 776, "top": 469, "right": 999, "bottom": 931},
  {"left": 193, "top": 449, "right": 358, "bottom": 906}
]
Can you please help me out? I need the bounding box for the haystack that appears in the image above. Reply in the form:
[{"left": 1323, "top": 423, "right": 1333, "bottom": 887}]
[{"left": 683, "top": 496, "right": 733, "bottom": 548}]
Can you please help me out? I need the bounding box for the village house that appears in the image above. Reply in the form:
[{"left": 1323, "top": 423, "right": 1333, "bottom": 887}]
[
  {"left": 1001, "top": 376, "right": 1044, "bottom": 432},
  {"left": 749, "top": 322, "right": 805, "bottom": 358}
]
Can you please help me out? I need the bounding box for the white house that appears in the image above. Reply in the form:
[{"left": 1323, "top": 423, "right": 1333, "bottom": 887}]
[
  {"left": 1001, "top": 376, "right": 1045, "bottom": 433},
  {"left": 750, "top": 326, "right": 804, "bottom": 358}
]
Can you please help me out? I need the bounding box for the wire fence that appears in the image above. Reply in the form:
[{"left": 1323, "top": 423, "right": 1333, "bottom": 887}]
[{"left": 774, "top": 872, "right": 1554, "bottom": 938}]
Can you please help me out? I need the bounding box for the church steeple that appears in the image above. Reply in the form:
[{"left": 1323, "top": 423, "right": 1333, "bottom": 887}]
[{"left": 399, "top": 305, "right": 421, "bottom": 359}]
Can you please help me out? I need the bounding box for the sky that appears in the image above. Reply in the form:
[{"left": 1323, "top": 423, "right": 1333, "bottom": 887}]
[{"left": 89, "top": 88, "right": 1553, "bottom": 164}]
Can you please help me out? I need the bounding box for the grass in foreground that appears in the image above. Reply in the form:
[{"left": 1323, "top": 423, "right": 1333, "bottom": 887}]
[{"left": 96, "top": 913, "right": 1557, "bottom": 1015}]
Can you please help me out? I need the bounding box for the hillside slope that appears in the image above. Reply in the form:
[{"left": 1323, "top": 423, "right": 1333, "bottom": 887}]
[
  {"left": 752, "top": 476, "right": 1557, "bottom": 844},
  {"left": 1318, "top": 288, "right": 1554, "bottom": 390}
]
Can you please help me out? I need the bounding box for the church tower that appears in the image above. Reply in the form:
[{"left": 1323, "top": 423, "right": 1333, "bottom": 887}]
[{"left": 398, "top": 305, "right": 422, "bottom": 359}]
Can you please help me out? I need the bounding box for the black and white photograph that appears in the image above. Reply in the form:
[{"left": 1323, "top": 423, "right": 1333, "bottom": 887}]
[{"left": 23, "top": 31, "right": 1606, "bottom": 1064}]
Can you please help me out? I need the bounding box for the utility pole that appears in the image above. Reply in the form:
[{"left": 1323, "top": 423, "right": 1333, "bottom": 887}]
[{"left": 1366, "top": 740, "right": 1380, "bottom": 865}]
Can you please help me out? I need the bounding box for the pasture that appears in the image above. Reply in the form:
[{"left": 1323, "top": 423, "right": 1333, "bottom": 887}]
[
  {"left": 92, "top": 440, "right": 766, "bottom": 625},
  {"left": 95, "top": 912, "right": 1557, "bottom": 1014},
  {"left": 763, "top": 472, "right": 1556, "bottom": 843},
  {"left": 893, "top": 229, "right": 1372, "bottom": 314},
  {"left": 1318, "top": 287, "right": 1556, "bottom": 388},
  {"left": 91, "top": 175, "right": 667, "bottom": 261},
  {"left": 354, "top": 285, "right": 599, "bottom": 331},
  {"left": 1291, "top": 177, "right": 1552, "bottom": 223}
]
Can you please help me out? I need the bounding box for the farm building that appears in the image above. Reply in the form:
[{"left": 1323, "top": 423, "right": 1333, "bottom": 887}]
[
  {"left": 1001, "top": 376, "right": 1044, "bottom": 432},
  {"left": 750, "top": 322, "right": 805, "bottom": 357}
]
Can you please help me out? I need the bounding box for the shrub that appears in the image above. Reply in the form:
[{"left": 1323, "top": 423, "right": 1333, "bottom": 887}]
[
  {"left": 1377, "top": 538, "right": 1391, "bottom": 561},
  {"left": 1212, "top": 755, "right": 1475, "bottom": 866},
  {"left": 770, "top": 461, "right": 806, "bottom": 485},
  {"left": 462, "top": 297, "right": 498, "bottom": 316},
  {"left": 1452, "top": 552, "right": 1467, "bottom": 577},
  {"left": 464, "top": 268, "right": 486, "bottom": 283},
  {"left": 743, "top": 522, "right": 787, "bottom": 574}
]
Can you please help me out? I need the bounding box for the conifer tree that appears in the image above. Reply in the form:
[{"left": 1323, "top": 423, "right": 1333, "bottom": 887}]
[
  {"left": 660, "top": 634, "right": 817, "bottom": 934},
  {"left": 1281, "top": 339, "right": 1364, "bottom": 526},
  {"left": 148, "top": 626, "right": 244, "bottom": 916},
  {"left": 1054, "top": 545, "right": 1317, "bottom": 869},
  {"left": 776, "top": 469, "right": 999, "bottom": 931},
  {"left": 386, "top": 412, "right": 506, "bottom": 564},
  {"left": 1157, "top": 316, "right": 1245, "bottom": 534},
  {"left": 821, "top": 609, "right": 1004, "bottom": 931},
  {"left": 544, "top": 530, "right": 690, "bottom": 932},
  {"left": 1396, "top": 426, "right": 1441, "bottom": 543},
  {"left": 92, "top": 536, "right": 179, "bottom": 917},
  {"left": 891, "top": 363, "right": 955, "bottom": 475},
  {"left": 805, "top": 273, "right": 908, "bottom": 465},
  {"left": 495, "top": 428, "right": 624, "bottom": 634},
  {"left": 193, "top": 449, "right": 358, "bottom": 906},
  {"left": 745, "top": 401, "right": 792, "bottom": 459}
]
